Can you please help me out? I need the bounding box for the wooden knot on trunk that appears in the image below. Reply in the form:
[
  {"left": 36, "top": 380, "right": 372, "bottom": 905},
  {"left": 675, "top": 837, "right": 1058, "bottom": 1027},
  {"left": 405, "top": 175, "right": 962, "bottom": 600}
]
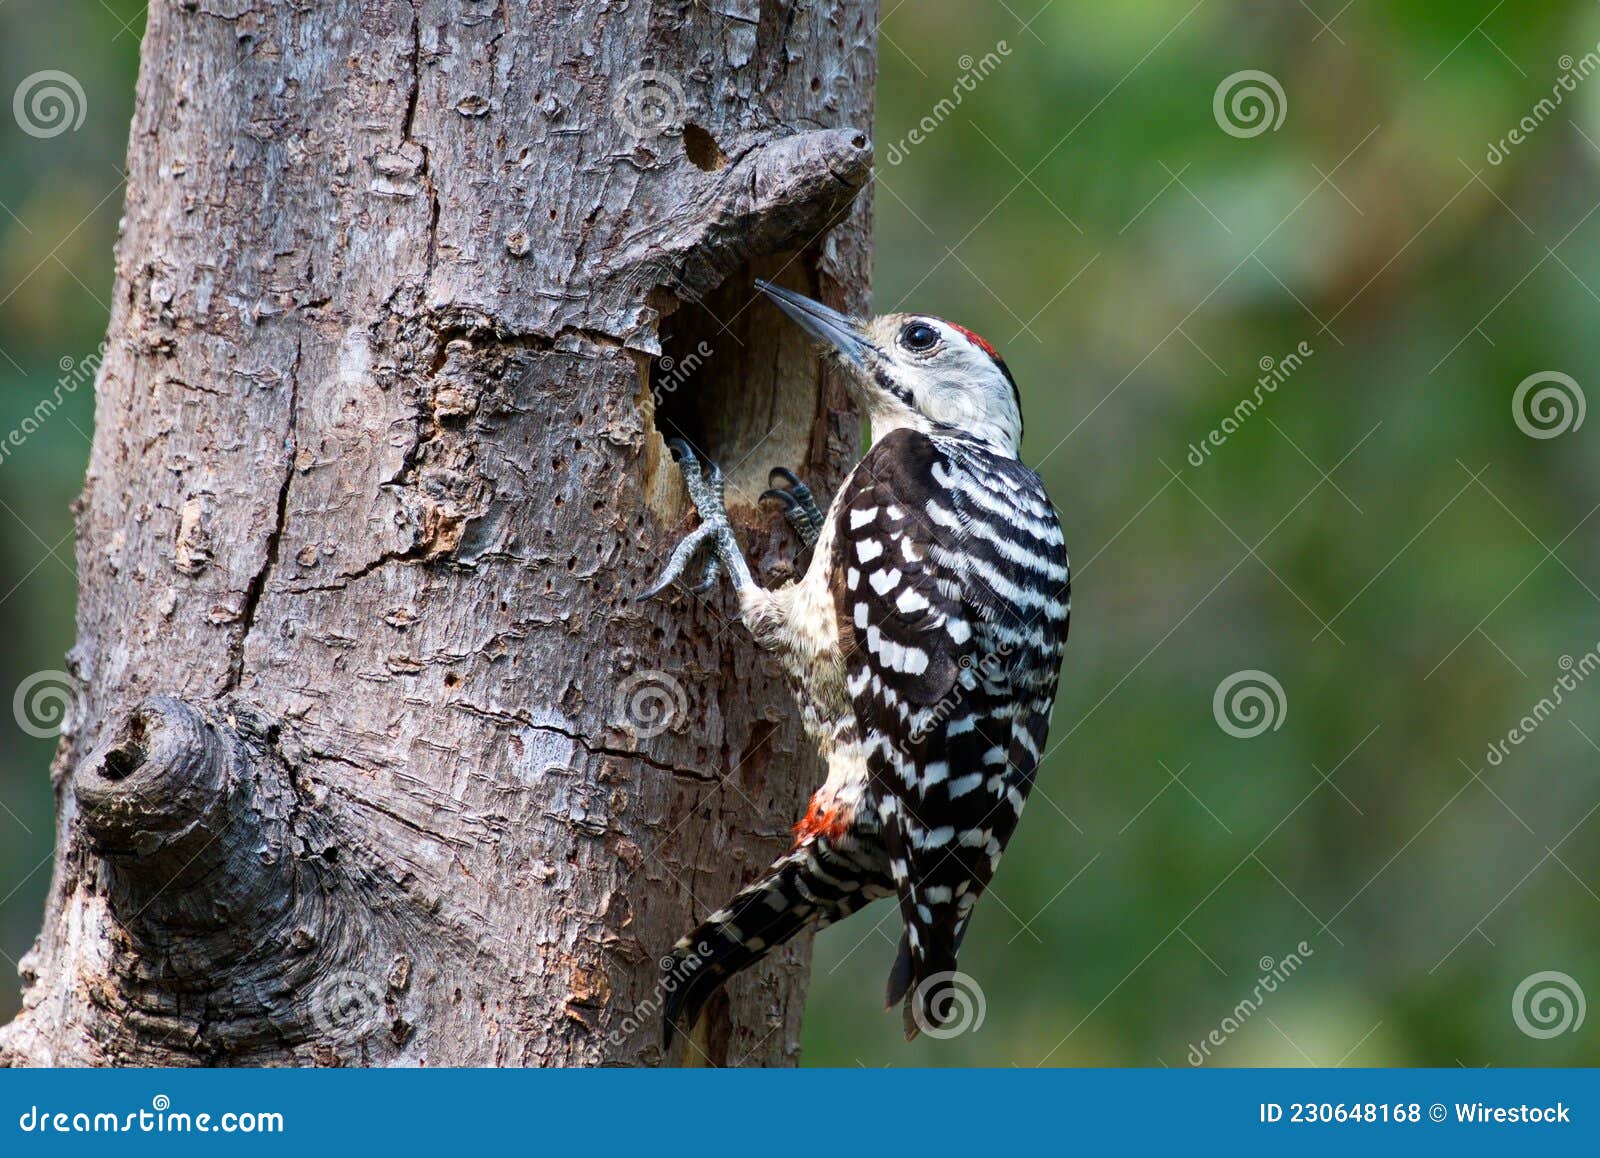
[
  {"left": 78, "top": 697, "right": 232, "bottom": 864},
  {"left": 75, "top": 697, "right": 295, "bottom": 934},
  {"left": 71, "top": 697, "right": 405, "bottom": 1059}
]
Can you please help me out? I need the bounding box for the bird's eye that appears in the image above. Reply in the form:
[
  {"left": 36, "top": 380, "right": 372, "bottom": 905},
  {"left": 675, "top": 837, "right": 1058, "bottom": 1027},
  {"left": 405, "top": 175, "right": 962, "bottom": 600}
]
[{"left": 899, "top": 322, "right": 940, "bottom": 352}]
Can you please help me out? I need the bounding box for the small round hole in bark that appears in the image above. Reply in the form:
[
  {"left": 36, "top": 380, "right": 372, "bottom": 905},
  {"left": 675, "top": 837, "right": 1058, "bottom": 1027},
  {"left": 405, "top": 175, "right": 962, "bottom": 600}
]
[
  {"left": 101, "top": 742, "right": 148, "bottom": 782},
  {"left": 682, "top": 123, "right": 727, "bottom": 171},
  {"left": 100, "top": 713, "right": 151, "bottom": 781}
]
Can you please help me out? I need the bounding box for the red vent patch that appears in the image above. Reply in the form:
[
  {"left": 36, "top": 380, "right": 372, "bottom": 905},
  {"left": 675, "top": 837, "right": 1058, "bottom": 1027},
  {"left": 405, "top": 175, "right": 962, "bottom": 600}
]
[{"left": 792, "top": 796, "right": 850, "bottom": 846}]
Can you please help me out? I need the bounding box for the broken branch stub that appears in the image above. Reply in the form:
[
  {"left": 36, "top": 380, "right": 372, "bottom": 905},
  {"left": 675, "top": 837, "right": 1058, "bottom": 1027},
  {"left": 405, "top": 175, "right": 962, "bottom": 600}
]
[
  {"left": 75, "top": 697, "right": 296, "bottom": 935},
  {"left": 71, "top": 697, "right": 409, "bottom": 1059},
  {"left": 608, "top": 127, "right": 873, "bottom": 338}
]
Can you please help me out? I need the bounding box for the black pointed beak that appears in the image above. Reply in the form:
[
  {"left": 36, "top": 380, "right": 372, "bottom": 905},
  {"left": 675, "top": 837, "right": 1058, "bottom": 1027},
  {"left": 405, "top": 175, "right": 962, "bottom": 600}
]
[{"left": 754, "top": 280, "right": 872, "bottom": 367}]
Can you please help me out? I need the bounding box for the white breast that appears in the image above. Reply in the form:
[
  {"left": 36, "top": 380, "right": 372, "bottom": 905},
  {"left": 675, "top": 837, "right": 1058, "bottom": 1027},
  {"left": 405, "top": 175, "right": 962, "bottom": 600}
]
[{"left": 738, "top": 490, "right": 851, "bottom": 741}]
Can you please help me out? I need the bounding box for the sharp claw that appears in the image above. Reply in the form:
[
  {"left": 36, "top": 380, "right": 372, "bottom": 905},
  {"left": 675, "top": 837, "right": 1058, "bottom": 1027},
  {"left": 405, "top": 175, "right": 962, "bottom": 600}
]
[
  {"left": 636, "top": 563, "right": 686, "bottom": 603},
  {"left": 635, "top": 573, "right": 677, "bottom": 603},
  {"left": 766, "top": 466, "right": 815, "bottom": 506},
  {"left": 637, "top": 523, "right": 716, "bottom": 602},
  {"left": 761, "top": 465, "right": 824, "bottom": 549}
]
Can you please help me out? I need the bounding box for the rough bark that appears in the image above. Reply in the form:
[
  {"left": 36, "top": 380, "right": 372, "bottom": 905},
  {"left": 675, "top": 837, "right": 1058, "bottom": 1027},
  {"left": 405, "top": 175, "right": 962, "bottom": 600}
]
[{"left": 0, "top": 0, "right": 874, "bottom": 1067}]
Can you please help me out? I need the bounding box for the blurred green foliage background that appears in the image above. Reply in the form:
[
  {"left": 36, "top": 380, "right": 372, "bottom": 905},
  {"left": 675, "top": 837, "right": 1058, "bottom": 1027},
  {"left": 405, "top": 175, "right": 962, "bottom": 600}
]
[
  {"left": 3, "top": 1, "right": 1599, "bottom": 1066},
  {"left": 1, "top": 0, "right": 145, "bottom": 1038}
]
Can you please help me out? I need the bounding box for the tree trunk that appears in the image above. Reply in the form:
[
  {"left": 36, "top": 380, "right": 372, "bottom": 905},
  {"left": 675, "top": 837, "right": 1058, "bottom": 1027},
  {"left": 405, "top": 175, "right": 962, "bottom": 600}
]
[{"left": 0, "top": 0, "right": 874, "bottom": 1068}]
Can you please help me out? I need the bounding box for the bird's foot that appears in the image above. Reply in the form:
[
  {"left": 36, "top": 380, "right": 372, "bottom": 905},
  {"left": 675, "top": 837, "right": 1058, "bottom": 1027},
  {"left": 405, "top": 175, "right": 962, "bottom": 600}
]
[
  {"left": 761, "top": 466, "right": 824, "bottom": 550},
  {"left": 639, "top": 440, "right": 753, "bottom": 601}
]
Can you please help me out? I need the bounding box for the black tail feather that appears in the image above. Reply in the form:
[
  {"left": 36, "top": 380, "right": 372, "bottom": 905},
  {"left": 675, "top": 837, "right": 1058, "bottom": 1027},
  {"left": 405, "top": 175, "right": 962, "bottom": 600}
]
[
  {"left": 900, "top": 945, "right": 959, "bottom": 1040},
  {"left": 886, "top": 915, "right": 973, "bottom": 1039},
  {"left": 661, "top": 837, "right": 892, "bottom": 1049},
  {"left": 885, "top": 929, "right": 915, "bottom": 1012}
]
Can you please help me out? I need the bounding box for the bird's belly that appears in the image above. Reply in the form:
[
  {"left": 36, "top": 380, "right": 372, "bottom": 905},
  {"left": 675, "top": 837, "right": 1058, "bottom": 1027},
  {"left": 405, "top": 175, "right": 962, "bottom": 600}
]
[{"left": 769, "top": 518, "right": 852, "bottom": 748}]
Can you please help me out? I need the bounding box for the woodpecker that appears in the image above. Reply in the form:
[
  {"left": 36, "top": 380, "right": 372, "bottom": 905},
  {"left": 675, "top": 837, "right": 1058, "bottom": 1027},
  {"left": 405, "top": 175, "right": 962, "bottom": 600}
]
[{"left": 642, "top": 280, "right": 1070, "bottom": 1045}]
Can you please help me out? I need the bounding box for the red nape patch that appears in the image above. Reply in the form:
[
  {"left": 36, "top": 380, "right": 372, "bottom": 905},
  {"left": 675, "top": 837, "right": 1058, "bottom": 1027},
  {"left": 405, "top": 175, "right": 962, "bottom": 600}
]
[
  {"left": 792, "top": 796, "right": 850, "bottom": 846},
  {"left": 948, "top": 322, "right": 1001, "bottom": 361}
]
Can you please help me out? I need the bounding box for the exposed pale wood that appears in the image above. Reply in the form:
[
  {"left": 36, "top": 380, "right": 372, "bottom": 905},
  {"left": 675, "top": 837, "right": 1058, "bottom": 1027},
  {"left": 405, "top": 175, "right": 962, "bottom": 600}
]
[{"left": 1, "top": 0, "right": 875, "bottom": 1068}]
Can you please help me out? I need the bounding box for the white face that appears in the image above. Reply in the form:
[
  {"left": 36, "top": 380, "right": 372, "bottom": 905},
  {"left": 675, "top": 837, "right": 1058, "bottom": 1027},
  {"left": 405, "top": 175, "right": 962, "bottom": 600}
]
[
  {"left": 856, "top": 314, "right": 1023, "bottom": 454},
  {"left": 753, "top": 282, "right": 1024, "bottom": 456}
]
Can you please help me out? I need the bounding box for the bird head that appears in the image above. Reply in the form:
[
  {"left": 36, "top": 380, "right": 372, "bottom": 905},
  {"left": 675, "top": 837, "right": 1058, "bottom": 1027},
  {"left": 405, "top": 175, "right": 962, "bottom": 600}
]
[{"left": 756, "top": 280, "right": 1022, "bottom": 456}]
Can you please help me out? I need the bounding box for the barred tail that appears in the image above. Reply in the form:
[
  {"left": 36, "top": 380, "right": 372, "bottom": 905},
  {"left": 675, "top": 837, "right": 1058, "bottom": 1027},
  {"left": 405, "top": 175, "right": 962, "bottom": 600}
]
[
  {"left": 884, "top": 922, "right": 966, "bottom": 1040},
  {"left": 882, "top": 821, "right": 982, "bottom": 1040},
  {"left": 661, "top": 835, "right": 891, "bottom": 1048}
]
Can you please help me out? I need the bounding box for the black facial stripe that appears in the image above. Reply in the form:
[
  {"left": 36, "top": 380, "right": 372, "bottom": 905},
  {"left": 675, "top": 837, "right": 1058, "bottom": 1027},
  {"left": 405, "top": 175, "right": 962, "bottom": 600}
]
[{"left": 875, "top": 366, "right": 916, "bottom": 407}]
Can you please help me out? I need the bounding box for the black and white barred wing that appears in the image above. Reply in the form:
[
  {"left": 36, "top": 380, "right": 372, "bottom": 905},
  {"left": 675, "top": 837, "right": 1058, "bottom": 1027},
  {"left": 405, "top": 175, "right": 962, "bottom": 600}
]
[{"left": 833, "top": 428, "right": 1070, "bottom": 1034}]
